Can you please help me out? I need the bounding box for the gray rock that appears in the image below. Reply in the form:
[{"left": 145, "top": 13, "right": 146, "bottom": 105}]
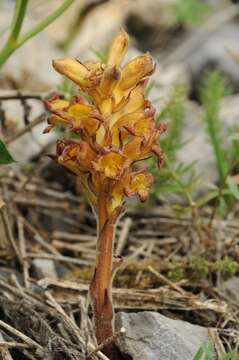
[
  {"left": 70, "top": 1, "right": 130, "bottom": 59},
  {"left": 115, "top": 311, "right": 209, "bottom": 360},
  {"left": 223, "top": 277, "right": 239, "bottom": 302},
  {"left": 0, "top": 2, "right": 62, "bottom": 90},
  {"left": 177, "top": 95, "right": 239, "bottom": 188},
  {"left": 70, "top": 0, "right": 180, "bottom": 59},
  {"left": 0, "top": 90, "right": 56, "bottom": 162},
  {"left": 187, "top": 24, "right": 239, "bottom": 94},
  {"left": 125, "top": 0, "right": 179, "bottom": 50},
  {"left": 32, "top": 259, "right": 58, "bottom": 280}
]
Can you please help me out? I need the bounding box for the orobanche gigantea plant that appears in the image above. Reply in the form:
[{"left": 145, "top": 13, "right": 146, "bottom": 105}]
[{"left": 44, "top": 31, "right": 166, "bottom": 355}]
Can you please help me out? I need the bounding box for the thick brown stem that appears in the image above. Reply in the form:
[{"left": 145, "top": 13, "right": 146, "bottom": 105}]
[
  {"left": 89, "top": 179, "right": 125, "bottom": 359},
  {"left": 89, "top": 186, "right": 119, "bottom": 357},
  {"left": 90, "top": 220, "right": 114, "bottom": 344}
]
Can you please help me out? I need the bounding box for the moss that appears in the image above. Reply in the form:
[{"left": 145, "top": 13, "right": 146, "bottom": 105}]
[
  {"left": 188, "top": 255, "right": 211, "bottom": 280},
  {"left": 168, "top": 266, "right": 185, "bottom": 282},
  {"left": 64, "top": 267, "right": 93, "bottom": 282},
  {"left": 187, "top": 255, "right": 238, "bottom": 281},
  {"left": 213, "top": 256, "right": 238, "bottom": 280},
  {"left": 114, "top": 258, "right": 161, "bottom": 289},
  {"left": 63, "top": 255, "right": 238, "bottom": 289}
]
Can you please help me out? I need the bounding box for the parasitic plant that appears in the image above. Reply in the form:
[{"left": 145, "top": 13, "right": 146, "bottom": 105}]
[{"left": 44, "top": 31, "right": 166, "bottom": 356}]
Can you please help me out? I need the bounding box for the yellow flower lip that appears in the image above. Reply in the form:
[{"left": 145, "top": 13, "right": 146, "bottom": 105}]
[
  {"left": 124, "top": 168, "right": 154, "bottom": 202},
  {"left": 92, "top": 150, "right": 131, "bottom": 180}
]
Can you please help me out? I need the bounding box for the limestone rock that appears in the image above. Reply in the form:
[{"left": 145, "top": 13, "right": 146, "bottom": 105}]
[
  {"left": 223, "top": 277, "right": 239, "bottom": 302},
  {"left": 0, "top": 1, "right": 62, "bottom": 90},
  {"left": 177, "top": 95, "right": 239, "bottom": 188},
  {"left": 188, "top": 24, "right": 239, "bottom": 96},
  {"left": 0, "top": 90, "right": 55, "bottom": 161},
  {"left": 115, "top": 311, "right": 209, "bottom": 360}
]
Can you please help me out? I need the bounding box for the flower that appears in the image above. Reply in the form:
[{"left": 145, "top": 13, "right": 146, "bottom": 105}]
[{"left": 45, "top": 30, "right": 166, "bottom": 218}]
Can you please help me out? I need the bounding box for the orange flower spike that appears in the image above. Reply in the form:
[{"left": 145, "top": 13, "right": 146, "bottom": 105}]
[{"left": 45, "top": 30, "right": 166, "bottom": 359}]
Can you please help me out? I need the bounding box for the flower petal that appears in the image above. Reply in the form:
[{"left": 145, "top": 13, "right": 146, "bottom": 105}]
[
  {"left": 45, "top": 96, "right": 70, "bottom": 111},
  {"left": 92, "top": 150, "right": 130, "bottom": 179},
  {"left": 118, "top": 53, "right": 155, "bottom": 90},
  {"left": 100, "top": 65, "right": 121, "bottom": 98},
  {"left": 110, "top": 83, "right": 145, "bottom": 127},
  {"left": 107, "top": 31, "right": 129, "bottom": 67},
  {"left": 123, "top": 116, "right": 155, "bottom": 140},
  {"left": 57, "top": 140, "right": 96, "bottom": 174},
  {"left": 125, "top": 170, "right": 154, "bottom": 202},
  {"left": 53, "top": 59, "right": 102, "bottom": 89}
]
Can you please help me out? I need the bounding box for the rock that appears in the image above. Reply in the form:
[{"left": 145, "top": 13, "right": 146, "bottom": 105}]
[
  {"left": 115, "top": 311, "right": 209, "bottom": 360},
  {"left": 0, "top": 34, "right": 62, "bottom": 91},
  {"left": 187, "top": 24, "right": 239, "bottom": 97},
  {"left": 69, "top": 0, "right": 180, "bottom": 58},
  {"left": 32, "top": 259, "right": 58, "bottom": 280},
  {"left": 125, "top": 0, "right": 180, "bottom": 50},
  {"left": 176, "top": 101, "right": 216, "bottom": 184},
  {"left": 0, "top": 1, "right": 62, "bottom": 90},
  {"left": 70, "top": 0, "right": 130, "bottom": 59},
  {"left": 0, "top": 91, "right": 56, "bottom": 161},
  {"left": 30, "top": 0, "right": 86, "bottom": 44},
  {"left": 176, "top": 95, "right": 239, "bottom": 188},
  {"left": 222, "top": 277, "right": 239, "bottom": 302}
]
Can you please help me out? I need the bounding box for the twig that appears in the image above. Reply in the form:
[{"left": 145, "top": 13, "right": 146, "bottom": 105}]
[
  {"left": 5, "top": 112, "right": 47, "bottom": 145},
  {"left": 18, "top": 214, "right": 60, "bottom": 256},
  {"left": 115, "top": 217, "right": 132, "bottom": 256},
  {"left": 52, "top": 231, "right": 96, "bottom": 242},
  {"left": 0, "top": 332, "right": 14, "bottom": 360},
  {"left": 0, "top": 341, "right": 30, "bottom": 349},
  {"left": 14, "top": 196, "right": 71, "bottom": 209},
  {"left": 147, "top": 266, "right": 185, "bottom": 295},
  {"left": 0, "top": 320, "right": 43, "bottom": 353},
  {"left": 17, "top": 217, "right": 29, "bottom": 288},
  {"left": 27, "top": 252, "right": 92, "bottom": 266},
  {"left": 19, "top": 93, "right": 32, "bottom": 125},
  {"left": 45, "top": 292, "right": 109, "bottom": 360},
  {"left": 21, "top": 350, "right": 38, "bottom": 360},
  {"left": 209, "top": 328, "right": 226, "bottom": 358},
  {"left": 0, "top": 91, "right": 44, "bottom": 101},
  {"left": 53, "top": 240, "right": 96, "bottom": 254},
  {"left": 0, "top": 279, "right": 53, "bottom": 313},
  {"left": 0, "top": 206, "right": 21, "bottom": 263},
  {"left": 86, "top": 328, "right": 125, "bottom": 358}
]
